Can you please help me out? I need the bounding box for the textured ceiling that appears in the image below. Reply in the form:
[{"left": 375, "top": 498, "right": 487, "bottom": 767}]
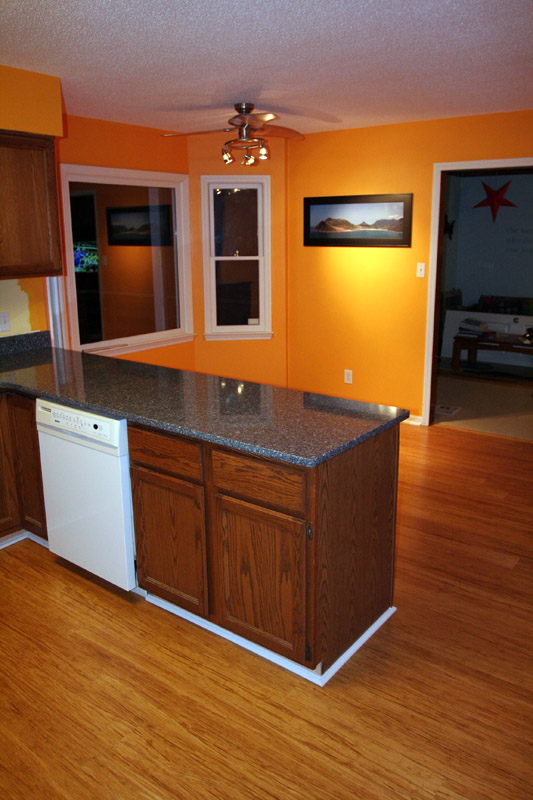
[{"left": 1, "top": 0, "right": 532, "bottom": 136}]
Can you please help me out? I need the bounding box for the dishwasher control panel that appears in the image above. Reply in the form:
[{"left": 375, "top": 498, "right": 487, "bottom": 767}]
[
  {"left": 36, "top": 399, "right": 127, "bottom": 451},
  {"left": 49, "top": 406, "right": 111, "bottom": 440}
]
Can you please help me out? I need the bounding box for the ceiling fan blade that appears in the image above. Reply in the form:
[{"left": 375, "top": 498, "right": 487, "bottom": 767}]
[
  {"left": 254, "top": 124, "right": 305, "bottom": 141},
  {"left": 162, "top": 128, "right": 232, "bottom": 137},
  {"left": 228, "top": 111, "right": 279, "bottom": 128}
]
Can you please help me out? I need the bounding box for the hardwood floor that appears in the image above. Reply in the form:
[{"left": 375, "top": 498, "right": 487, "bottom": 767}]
[{"left": 1, "top": 424, "right": 531, "bottom": 800}]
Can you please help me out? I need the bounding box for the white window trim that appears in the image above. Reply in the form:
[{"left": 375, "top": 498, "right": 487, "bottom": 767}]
[
  {"left": 51, "top": 164, "right": 194, "bottom": 355},
  {"left": 201, "top": 175, "right": 272, "bottom": 341}
]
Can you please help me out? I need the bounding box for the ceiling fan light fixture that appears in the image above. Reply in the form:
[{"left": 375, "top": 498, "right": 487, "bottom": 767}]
[
  {"left": 243, "top": 152, "right": 256, "bottom": 166},
  {"left": 221, "top": 146, "right": 234, "bottom": 165},
  {"left": 258, "top": 141, "right": 269, "bottom": 160}
]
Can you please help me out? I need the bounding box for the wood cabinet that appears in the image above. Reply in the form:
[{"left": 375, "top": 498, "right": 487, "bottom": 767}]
[
  {"left": 129, "top": 427, "right": 208, "bottom": 616},
  {"left": 0, "top": 131, "right": 62, "bottom": 279},
  {"left": 214, "top": 494, "right": 307, "bottom": 662},
  {"left": 0, "top": 394, "right": 20, "bottom": 533},
  {"left": 129, "top": 422, "right": 400, "bottom": 672},
  {"left": 0, "top": 393, "right": 47, "bottom": 539},
  {"left": 209, "top": 447, "right": 310, "bottom": 662}
]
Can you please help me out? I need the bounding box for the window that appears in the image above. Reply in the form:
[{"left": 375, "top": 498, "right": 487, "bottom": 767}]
[
  {"left": 201, "top": 175, "right": 271, "bottom": 340},
  {"left": 55, "top": 165, "right": 193, "bottom": 355}
]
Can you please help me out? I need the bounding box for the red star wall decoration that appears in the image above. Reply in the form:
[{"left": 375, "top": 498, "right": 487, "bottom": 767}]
[{"left": 473, "top": 180, "right": 517, "bottom": 222}]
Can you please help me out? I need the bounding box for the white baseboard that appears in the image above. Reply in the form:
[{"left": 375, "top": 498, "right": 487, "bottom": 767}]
[
  {"left": 0, "top": 530, "right": 49, "bottom": 550},
  {"left": 145, "top": 592, "right": 396, "bottom": 686},
  {"left": 404, "top": 415, "right": 423, "bottom": 425},
  {"left": 0, "top": 530, "right": 396, "bottom": 685}
]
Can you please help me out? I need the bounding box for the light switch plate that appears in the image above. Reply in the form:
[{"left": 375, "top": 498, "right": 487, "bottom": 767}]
[
  {"left": 416, "top": 262, "right": 426, "bottom": 278},
  {"left": 0, "top": 312, "right": 10, "bottom": 332}
]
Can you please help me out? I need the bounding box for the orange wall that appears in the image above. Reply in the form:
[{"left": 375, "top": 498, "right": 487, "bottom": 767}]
[
  {"left": 186, "top": 133, "right": 288, "bottom": 386},
  {"left": 59, "top": 115, "right": 188, "bottom": 172},
  {"left": 0, "top": 65, "right": 63, "bottom": 136},
  {"left": 286, "top": 111, "right": 533, "bottom": 415}
]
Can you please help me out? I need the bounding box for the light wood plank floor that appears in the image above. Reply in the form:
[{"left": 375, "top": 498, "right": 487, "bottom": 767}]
[{"left": 1, "top": 424, "right": 532, "bottom": 800}]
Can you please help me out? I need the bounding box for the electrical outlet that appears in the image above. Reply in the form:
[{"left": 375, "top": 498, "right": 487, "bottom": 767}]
[
  {"left": 0, "top": 312, "right": 10, "bottom": 332},
  {"left": 416, "top": 262, "right": 426, "bottom": 278},
  {"left": 344, "top": 369, "right": 352, "bottom": 384}
]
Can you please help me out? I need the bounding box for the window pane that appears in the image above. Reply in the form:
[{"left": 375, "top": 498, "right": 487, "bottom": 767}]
[
  {"left": 215, "top": 260, "right": 259, "bottom": 326},
  {"left": 69, "top": 182, "right": 179, "bottom": 345},
  {"left": 213, "top": 188, "right": 258, "bottom": 257}
]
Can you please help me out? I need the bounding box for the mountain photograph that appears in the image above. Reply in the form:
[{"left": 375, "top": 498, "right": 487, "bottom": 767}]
[{"left": 313, "top": 216, "right": 403, "bottom": 233}]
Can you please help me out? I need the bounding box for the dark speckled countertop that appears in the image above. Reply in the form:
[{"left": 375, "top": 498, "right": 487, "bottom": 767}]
[{"left": 0, "top": 334, "right": 409, "bottom": 467}]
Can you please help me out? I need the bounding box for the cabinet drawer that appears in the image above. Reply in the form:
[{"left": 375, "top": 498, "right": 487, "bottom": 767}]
[
  {"left": 211, "top": 449, "right": 306, "bottom": 516},
  {"left": 128, "top": 426, "right": 203, "bottom": 481}
]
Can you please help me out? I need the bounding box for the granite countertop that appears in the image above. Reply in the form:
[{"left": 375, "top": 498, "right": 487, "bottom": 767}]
[{"left": 0, "top": 333, "right": 409, "bottom": 467}]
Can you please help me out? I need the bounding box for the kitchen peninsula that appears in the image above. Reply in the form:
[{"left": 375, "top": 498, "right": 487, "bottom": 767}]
[{"left": 0, "top": 333, "right": 409, "bottom": 684}]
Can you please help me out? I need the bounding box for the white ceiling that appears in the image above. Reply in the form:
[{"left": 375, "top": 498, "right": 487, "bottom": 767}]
[{"left": 1, "top": 0, "right": 532, "bottom": 136}]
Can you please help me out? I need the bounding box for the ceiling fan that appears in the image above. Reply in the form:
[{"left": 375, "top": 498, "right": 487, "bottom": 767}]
[{"left": 163, "top": 102, "right": 304, "bottom": 166}]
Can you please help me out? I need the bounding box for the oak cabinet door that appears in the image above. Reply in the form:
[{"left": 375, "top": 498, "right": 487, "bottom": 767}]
[
  {"left": 7, "top": 394, "right": 47, "bottom": 539},
  {"left": 0, "top": 394, "right": 20, "bottom": 533},
  {"left": 215, "top": 494, "right": 307, "bottom": 664},
  {"left": 0, "top": 132, "right": 62, "bottom": 278},
  {"left": 131, "top": 465, "right": 208, "bottom": 616}
]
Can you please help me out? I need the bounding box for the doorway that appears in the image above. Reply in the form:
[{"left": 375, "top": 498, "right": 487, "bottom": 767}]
[{"left": 422, "top": 157, "right": 533, "bottom": 435}]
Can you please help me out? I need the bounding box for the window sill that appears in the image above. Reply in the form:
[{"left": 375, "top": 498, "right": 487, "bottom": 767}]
[
  {"left": 204, "top": 331, "right": 273, "bottom": 342},
  {"left": 81, "top": 332, "right": 195, "bottom": 357}
]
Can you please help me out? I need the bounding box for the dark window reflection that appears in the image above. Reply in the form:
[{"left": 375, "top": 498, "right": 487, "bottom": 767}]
[
  {"left": 215, "top": 260, "right": 259, "bottom": 326},
  {"left": 213, "top": 188, "right": 258, "bottom": 257}
]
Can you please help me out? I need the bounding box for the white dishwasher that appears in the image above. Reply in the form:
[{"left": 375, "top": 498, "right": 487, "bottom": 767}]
[{"left": 36, "top": 399, "right": 136, "bottom": 591}]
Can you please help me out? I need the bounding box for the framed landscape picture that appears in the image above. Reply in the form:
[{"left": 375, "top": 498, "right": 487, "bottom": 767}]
[
  {"left": 303, "top": 193, "right": 413, "bottom": 247},
  {"left": 106, "top": 204, "right": 172, "bottom": 246}
]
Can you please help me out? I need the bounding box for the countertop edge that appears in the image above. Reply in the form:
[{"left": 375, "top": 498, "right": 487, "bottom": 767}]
[{"left": 1, "top": 381, "right": 409, "bottom": 467}]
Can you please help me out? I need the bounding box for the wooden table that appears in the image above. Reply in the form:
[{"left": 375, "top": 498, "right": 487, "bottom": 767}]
[{"left": 451, "top": 334, "right": 533, "bottom": 370}]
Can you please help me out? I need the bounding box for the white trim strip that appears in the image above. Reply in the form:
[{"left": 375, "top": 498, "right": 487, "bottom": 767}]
[
  {"left": 404, "top": 415, "right": 423, "bottom": 426},
  {"left": 145, "top": 592, "right": 396, "bottom": 686},
  {"left": 0, "top": 533, "right": 395, "bottom": 685},
  {"left": 319, "top": 607, "right": 396, "bottom": 685},
  {"left": 0, "top": 530, "right": 49, "bottom": 550},
  {"left": 204, "top": 332, "right": 272, "bottom": 341},
  {"left": 84, "top": 333, "right": 195, "bottom": 357}
]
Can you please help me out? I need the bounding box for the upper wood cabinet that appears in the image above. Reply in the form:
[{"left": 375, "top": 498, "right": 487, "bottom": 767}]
[{"left": 0, "top": 130, "right": 62, "bottom": 279}]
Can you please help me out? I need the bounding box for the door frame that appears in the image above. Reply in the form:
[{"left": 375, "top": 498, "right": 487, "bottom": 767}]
[{"left": 421, "top": 156, "right": 533, "bottom": 425}]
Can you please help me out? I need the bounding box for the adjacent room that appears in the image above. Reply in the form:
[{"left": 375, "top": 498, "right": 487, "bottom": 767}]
[{"left": 434, "top": 167, "right": 533, "bottom": 440}]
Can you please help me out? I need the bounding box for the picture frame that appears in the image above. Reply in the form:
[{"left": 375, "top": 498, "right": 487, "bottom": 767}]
[
  {"left": 303, "top": 193, "right": 413, "bottom": 247},
  {"left": 106, "top": 204, "right": 172, "bottom": 246}
]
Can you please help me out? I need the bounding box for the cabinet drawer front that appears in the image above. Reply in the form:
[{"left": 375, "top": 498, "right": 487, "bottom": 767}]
[
  {"left": 211, "top": 449, "right": 306, "bottom": 516},
  {"left": 128, "top": 426, "right": 202, "bottom": 481}
]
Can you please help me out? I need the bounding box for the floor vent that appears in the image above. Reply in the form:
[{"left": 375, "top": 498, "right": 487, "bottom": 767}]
[{"left": 435, "top": 404, "right": 461, "bottom": 416}]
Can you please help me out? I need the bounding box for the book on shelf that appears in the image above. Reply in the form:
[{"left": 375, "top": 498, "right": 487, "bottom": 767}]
[{"left": 458, "top": 318, "right": 488, "bottom": 335}]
